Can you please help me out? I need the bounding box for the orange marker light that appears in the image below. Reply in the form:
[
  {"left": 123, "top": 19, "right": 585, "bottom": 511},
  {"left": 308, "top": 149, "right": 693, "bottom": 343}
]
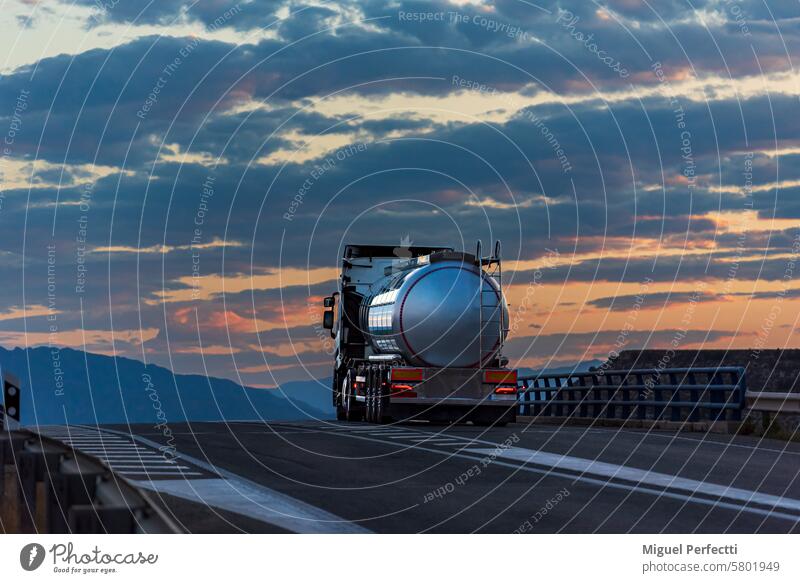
[
  {"left": 483, "top": 369, "right": 517, "bottom": 384},
  {"left": 391, "top": 368, "right": 424, "bottom": 382}
]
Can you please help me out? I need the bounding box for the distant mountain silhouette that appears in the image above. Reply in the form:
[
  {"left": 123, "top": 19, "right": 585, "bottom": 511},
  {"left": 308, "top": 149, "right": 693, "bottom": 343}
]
[
  {"left": 518, "top": 359, "right": 604, "bottom": 378},
  {"left": 0, "top": 346, "right": 333, "bottom": 426}
]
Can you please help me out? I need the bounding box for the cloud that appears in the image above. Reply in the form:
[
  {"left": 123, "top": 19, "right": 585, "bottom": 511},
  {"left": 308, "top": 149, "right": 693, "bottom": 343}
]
[
  {"left": 588, "top": 290, "right": 725, "bottom": 310},
  {"left": 506, "top": 327, "right": 738, "bottom": 367},
  {"left": 2, "top": 0, "right": 800, "bottom": 386}
]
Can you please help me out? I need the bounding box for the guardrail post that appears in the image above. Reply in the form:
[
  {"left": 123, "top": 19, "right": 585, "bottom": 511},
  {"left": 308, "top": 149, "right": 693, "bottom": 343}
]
[
  {"left": 571, "top": 377, "right": 580, "bottom": 418},
  {"left": 578, "top": 375, "right": 587, "bottom": 417},
  {"left": 636, "top": 373, "right": 647, "bottom": 419},
  {"left": 605, "top": 373, "right": 615, "bottom": 420},
  {"left": 0, "top": 432, "right": 27, "bottom": 496},
  {"left": 19, "top": 440, "right": 70, "bottom": 533},
  {"left": 521, "top": 381, "right": 531, "bottom": 416},
  {"left": 68, "top": 477, "right": 142, "bottom": 533},
  {"left": 621, "top": 373, "right": 631, "bottom": 420},
  {"left": 46, "top": 456, "right": 105, "bottom": 534},
  {"left": 709, "top": 369, "right": 723, "bottom": 422},
  {"left": 687, "top": 371, "right": 699, "bottom": 422},
  {"left": 666, "top": 372, "right": 678, "bottom": 422},
  {"left": 0, "top": 431, "right": 28, "bottom": 532},
  {"left": 541, "top": 377, "right": 551, "bottom": 416},
  {"left": 733, "top": 368, "right": 746, "bottom": 421},
  {"left": 564, "top": 376, "right": 572, "bottom": 417}
]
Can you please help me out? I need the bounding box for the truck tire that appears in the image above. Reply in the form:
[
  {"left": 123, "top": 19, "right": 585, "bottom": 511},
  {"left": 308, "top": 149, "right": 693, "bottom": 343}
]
[
  {"left": 376, "top": 376, "right": 391, "bottom": 424},
  {"left": 367, "top": 366, "right": 380, "bottom": 423},
  {"left": 343, "top": 373, "right": 362, "bottom": 422},
  {"left": 374, "top": 383, "right": 384, "bottom": 423},
  {"left": 365, "top": 383, "right": 374, "bottom": 423},
  {"left": 334, "top": 373, "right": 347, "bottom": 420}
]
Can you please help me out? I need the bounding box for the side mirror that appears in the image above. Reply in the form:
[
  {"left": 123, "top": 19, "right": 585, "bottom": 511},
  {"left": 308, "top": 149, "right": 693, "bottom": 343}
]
[
  {"left": 322, "top": 310, "right": 334, "bottom": 330},
  {"left": 323, "top": 296, "right": 335, "bottom": 308}
]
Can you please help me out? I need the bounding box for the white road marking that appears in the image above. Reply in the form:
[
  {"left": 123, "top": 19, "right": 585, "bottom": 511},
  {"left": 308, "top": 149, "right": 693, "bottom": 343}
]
[
  {"left": 91, "top": 426, "right": 372, "bottom": 534},
  {"left": 468, "top": 446, "right": 800, "bottom": 515},
  {"left": 101, "top": 459, "right": 179, "bottom": 464},
  {"left": 121, "top": 471, "right": 204, "bottom": 476},
  {"left": 133, "top": 477, "right": 371, "bottom": 534},
  {"left": 62, "top": 439, "right": 127, "bottom": 443},
  {"left": 332, "top": 428, "right": 383, "bottom": 433},
  {"left": 77, "top": 448, "right": 149, "bottom": 453},
  {"left": 108, "top": 464, "right": 192, "bottom": 474},
  {"left": 93, "top": 455, "right": 169, "bottom": 460},
  {"left": 65, "top": 445, "right": 135, "bottom": 449},
  {"left": 62, "top": 442, "right": 129, "bottom": 447},
  {"left": 40, "top": 435, "right": 101, "bottom": 439},
  {"left": 134, "top": 477, "right": 365, "bottom": 533},
  {"left": 77, "top": 443, "right": 147, "bottom": 451}
]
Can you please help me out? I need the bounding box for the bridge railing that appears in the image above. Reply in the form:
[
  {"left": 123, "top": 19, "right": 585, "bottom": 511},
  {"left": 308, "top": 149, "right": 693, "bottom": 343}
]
[{"left": 517, "top": 367, "right": 747, "bottom": 423}]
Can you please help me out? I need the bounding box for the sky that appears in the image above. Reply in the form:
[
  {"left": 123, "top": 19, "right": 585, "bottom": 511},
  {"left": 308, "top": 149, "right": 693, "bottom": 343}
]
[{"left": 1, "top": 0, "right": 799, "bottom": 390}]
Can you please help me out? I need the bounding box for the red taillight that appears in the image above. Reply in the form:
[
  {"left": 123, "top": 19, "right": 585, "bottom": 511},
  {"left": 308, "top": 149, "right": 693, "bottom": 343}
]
[
  {"left": 484, "top": 369, "right": 517, "bottom": 384},
  {"left": 494, "top": 385, "right": 517, "bottom": 395},
  {"left": 391, "top": 368, "right": 424, "bottom": 382},
  {"left": 391, "top": 383, "right": 417, "bottom": 398}
]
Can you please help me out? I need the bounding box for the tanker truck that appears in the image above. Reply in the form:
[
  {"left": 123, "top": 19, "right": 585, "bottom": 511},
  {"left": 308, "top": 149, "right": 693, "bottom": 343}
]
[{"left": 322, "top": 241, "right": 517, "bottom": 425}]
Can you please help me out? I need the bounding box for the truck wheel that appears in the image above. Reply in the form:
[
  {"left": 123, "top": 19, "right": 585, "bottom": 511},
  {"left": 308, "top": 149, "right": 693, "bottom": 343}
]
[
  {"left": 376, "top": 381, "right": 391, "bottom": 424},
  {"left": 334, "top": 373, "right": 347, "bottom": 420},
  {"left": 367, "top": 367, "right": 381, "bottom": 423},
  {"left": 343, "top": 374, "right": 362, "bottom": 422},
  {"left": 374, "top": 384, "right": 384, "bottom": 423},
  {"left": 365, "top": 384, "right": 374, "bottom": 423}
]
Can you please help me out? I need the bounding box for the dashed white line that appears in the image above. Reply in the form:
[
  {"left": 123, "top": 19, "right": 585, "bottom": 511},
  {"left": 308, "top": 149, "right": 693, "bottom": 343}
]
[{"left": 120, "top": 471, "right": 205, "bottom": 476}]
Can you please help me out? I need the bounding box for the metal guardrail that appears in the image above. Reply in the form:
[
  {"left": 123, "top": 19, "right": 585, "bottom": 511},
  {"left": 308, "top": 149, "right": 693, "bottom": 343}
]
[
  {"left": 517, "top": 367, "right": 747, "bottom": 423},
  {"left": 1, "top": 430, "right": 181, "bottom": 533},
  {"left": 1, "top": 368, "right": 180, "bottom": 533},
  {"left": 746, "top": 391, "right": 800, "bottom": 414}
]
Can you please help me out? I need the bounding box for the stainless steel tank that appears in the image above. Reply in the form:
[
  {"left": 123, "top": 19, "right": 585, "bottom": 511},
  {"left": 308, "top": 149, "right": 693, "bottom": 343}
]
[{"left": 363, "top": 253, "right": 508, "bottom": 368}]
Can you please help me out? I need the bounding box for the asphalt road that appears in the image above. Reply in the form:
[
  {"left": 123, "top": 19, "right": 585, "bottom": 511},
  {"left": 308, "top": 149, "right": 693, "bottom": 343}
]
[{"left": 35, "top": 420, "right": 800, "bottom": 533}]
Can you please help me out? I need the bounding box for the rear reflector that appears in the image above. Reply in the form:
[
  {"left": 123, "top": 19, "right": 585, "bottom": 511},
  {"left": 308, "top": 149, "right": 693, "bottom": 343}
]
[
  {"left": 391, "top": 383, "right": 417, "bottom": 398},
  {"left": 494, "top": 385, "right": 517, "bottom": 395},
  {"left": 391, "top": 368, "right": 424, "bottom": 382},
  {"left": 484, "top": 369, "right": 517, "bottom": 384}
]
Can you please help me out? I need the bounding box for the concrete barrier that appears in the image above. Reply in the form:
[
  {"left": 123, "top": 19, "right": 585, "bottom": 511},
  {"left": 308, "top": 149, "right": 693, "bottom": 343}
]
[{"left": 743, "top": 392, "right": 800, "bottom": 441}]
